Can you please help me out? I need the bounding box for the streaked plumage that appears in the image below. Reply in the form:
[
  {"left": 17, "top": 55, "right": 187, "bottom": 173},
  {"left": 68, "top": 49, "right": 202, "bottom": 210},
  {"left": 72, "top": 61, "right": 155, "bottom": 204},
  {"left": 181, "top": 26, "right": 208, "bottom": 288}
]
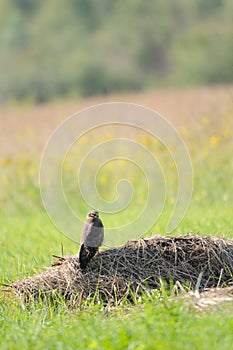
[{"left": 79, "top": 210, "right": 104, "bottom": 270}]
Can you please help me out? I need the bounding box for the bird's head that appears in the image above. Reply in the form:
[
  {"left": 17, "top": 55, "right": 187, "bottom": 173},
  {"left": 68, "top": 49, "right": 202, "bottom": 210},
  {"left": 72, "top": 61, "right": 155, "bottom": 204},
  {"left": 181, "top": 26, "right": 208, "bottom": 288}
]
[{"left": 87, "top": 210, "right": 99, "bottom": 219}]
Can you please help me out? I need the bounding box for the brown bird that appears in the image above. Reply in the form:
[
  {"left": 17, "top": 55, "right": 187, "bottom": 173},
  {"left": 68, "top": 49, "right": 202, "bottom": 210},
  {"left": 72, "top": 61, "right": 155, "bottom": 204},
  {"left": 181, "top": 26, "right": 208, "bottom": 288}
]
[{"left": 79, "top": 210, "right": 104, "bottom": 270}]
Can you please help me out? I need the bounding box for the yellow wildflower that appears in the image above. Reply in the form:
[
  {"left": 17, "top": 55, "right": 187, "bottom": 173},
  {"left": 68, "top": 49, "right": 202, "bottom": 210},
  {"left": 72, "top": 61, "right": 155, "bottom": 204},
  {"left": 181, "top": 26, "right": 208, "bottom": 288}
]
[
  {"left": 210, "top": 135, "right": 220, "bottom": 147},
  {"left": 1, "top": 157, "right": 11, "bottom": 166}
]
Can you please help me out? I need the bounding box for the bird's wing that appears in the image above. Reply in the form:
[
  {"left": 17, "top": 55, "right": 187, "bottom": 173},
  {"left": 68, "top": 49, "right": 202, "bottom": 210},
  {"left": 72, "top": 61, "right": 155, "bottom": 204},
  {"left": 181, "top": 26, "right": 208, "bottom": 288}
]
[
  {"left": 80, "top": 223, "right": 91, "bottom": 245},
  {"left": 85, "top": 225, "right": 104, "bottom": 248}
]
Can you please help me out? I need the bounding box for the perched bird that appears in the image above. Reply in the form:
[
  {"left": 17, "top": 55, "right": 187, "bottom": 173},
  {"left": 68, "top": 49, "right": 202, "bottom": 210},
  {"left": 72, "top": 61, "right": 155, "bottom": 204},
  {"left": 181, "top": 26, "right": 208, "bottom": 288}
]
[{"left": 79, "top": 210, "right": 104, "bottom": 270}]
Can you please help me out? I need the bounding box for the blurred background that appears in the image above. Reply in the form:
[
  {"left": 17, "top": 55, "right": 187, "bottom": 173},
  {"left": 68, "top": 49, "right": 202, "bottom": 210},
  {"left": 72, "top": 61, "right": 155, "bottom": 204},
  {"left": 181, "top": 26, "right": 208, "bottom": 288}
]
[
  {"left": 0, "top": 0, "right": 233, "bottom": 263},
  {"left": 0, "top": 0, "right": 232, "bottom": 103}
]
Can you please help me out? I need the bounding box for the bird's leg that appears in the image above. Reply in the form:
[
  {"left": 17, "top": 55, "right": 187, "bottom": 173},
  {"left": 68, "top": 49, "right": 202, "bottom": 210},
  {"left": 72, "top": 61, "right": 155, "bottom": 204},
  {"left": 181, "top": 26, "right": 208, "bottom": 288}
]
[{"left": 87, "top": 247, "right": 98, "bottom": 261}]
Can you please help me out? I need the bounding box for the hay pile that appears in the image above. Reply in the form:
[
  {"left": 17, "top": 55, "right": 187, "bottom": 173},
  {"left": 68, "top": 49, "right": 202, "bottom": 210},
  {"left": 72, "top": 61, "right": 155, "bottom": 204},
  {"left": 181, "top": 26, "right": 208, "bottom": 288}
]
[{"left": 4, "top": 234, "right": 233, "bottom": 305}]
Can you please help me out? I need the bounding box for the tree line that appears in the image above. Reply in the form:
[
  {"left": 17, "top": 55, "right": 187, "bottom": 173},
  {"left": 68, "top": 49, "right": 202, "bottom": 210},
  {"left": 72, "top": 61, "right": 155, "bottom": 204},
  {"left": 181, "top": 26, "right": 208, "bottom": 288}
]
[{"left": 0, "top": 0, "right": 232, "bottom": 102}]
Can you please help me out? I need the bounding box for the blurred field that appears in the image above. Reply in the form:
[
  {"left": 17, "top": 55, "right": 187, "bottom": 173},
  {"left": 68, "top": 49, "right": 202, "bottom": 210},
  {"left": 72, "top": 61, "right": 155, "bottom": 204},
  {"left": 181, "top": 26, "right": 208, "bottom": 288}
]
[
  {"left": 1, "top": 85, "right": 233, "bottom": 349},
  {"left": 1, "top": 84, "right": 233, "bottom": 156}
]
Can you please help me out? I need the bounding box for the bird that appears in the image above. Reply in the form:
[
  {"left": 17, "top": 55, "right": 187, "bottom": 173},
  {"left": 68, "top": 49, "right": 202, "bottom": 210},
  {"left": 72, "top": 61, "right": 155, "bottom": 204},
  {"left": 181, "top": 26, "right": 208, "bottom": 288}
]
[{"left": 79, "top": 210, "right": 104, "bottom": 270}]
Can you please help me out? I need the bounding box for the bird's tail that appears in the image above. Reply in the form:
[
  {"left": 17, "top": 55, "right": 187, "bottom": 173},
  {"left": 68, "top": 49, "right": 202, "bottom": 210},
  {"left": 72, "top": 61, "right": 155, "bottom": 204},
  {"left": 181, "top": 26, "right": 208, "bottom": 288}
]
[{"left": 79, "top": 244, "right": 89, "bottom": 270}]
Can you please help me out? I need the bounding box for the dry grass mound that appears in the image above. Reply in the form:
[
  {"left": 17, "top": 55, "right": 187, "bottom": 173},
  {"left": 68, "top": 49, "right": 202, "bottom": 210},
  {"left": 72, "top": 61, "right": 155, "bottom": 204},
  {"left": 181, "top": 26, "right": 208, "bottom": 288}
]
[{"left": 3, "top": 234, "right": 233, "bottom": 305}]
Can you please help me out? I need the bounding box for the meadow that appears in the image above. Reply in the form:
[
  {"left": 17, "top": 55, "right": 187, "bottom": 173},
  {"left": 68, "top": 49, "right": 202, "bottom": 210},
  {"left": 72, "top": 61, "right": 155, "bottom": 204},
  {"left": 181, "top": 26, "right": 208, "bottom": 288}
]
[{"left": 0, "top": 85, "right": 233, "bottom": 349}]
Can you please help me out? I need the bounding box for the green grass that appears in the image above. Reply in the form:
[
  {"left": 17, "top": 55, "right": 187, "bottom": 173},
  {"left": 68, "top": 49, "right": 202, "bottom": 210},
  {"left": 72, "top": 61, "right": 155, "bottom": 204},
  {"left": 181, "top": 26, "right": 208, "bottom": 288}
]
[
  {"left": 1, "top": 291, "right": 233, "bottom": 350},
  {"left": 1, "top": 106, "right": 233, "bottom": 349}
]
